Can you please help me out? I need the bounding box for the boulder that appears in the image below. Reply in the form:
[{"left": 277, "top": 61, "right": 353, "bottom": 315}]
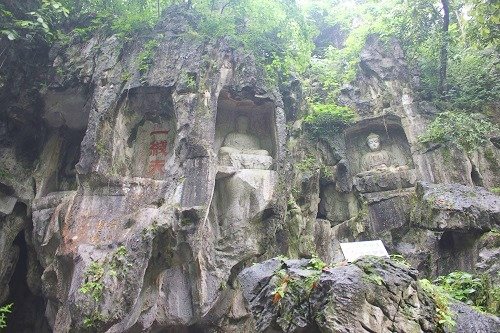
[
  {"left": 239, "top": 256, "right": 500, "bottom": 333},
  {"left": 412, "top": 182, "right": 500, "bottom": 232},
  {"left": 239, "top": 256, "right": 439, "bottom": 333}
]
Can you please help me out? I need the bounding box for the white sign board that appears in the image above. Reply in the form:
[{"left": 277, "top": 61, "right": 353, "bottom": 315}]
[{"left": 340, "top": 240, "right": 389, "bottom": 262}]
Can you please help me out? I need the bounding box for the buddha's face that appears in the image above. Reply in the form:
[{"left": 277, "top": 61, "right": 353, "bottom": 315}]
[
  {"left": 367, "top": 136, "right": 380, "bottom": 151},
  {"left": 236, "top": 116, "right": 249, "bottom": 133}
]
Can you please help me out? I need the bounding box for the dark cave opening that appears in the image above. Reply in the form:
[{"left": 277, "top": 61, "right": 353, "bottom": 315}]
[
  {"left": 5, "top": 231, "right": 49, "bottom": 333},
  {"left": 470, "top": 165, "right": 484, "bottom": 187}
]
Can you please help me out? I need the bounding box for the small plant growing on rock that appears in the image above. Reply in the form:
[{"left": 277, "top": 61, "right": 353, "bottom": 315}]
[
  {"left": 0, "top": 303, "right": 13, "bottom": 329},
  {"left": 296, "top": 155, "right": 317, "bottom": 172},
  {"left": 109, "top": 246, "right": 131, "bottom": 278},
  {"left": 270, "top": 257, "right": 328, "bottom": 331},
  {"left": 390, "top": 254, "right": 411, "bottom": 268},
  {"left": 137, "top": 37, "right": 161, "bottom": 83},
  {"left": 272, "top": 256, "right": 327, "bottom": 304},
  {"left": 419, "top": 279, "right": 456, "bottom": 331},
  {"left": 79, "top": 261, "right": 105, "bottom": 302},
  {"left": 272, "top": 269, "right": 290, "bottom": 304},
  {"left": 78, "top": 248, "right": 131, "bottom": 329}
]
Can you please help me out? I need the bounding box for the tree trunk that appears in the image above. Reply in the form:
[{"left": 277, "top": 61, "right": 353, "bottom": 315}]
[{"left": 438, "top": 0, "right": 450, "bottom": 96}]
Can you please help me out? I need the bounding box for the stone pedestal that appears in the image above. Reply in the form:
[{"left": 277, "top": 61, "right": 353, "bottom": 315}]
[{"left": 353, "top": 167, "right": 416, "bottom": 193}]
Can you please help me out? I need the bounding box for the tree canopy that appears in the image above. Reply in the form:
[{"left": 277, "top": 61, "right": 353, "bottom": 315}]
[{"left": 1, "top": 0, "right": 498, "bottom": 116}]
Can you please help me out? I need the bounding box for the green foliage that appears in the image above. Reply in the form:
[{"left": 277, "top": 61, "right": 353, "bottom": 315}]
[
  {"left": 109, "top": 245, "right": 131, "bottom": 277},
  {"left": 434, "top": 271, "right": 500, "bottom": 315},
  {"left": 434, "top": 272, "right": 482, "bottom": 305},
  {"left": 60, "top": 0, "right": 172, "bottom": 39},
  {"left": 319, "top": 165, "right": 334, "bottom": 179},
  {"left": 303, "top": 103, "right": 356, "bottom": 139},
  {"left": 305, "top": 0, "right": 400, "bottom": 102},
  {"left": 79, "top": 261, "right": 104, "bottom": 302},
  {"left": 0, "top": 168, "right": 12, "bottom": 180},
  {"left": 96, "top": 140, "right": 106, "bottom": 155},
  {"left": 296, "top": 155, "right": 317, "bottom": 172},
  {"left": 390, "top": 254, "right": 411, "bottom": 268},
  {"left": 465, "top": 0, "right": 500, "bottom": 48},
  {"left": 308, "top": 256, "right": 327, "bottom": 271},
  {"left": 392, "top": 0, "right": 499, "bottom": 112},
  {"left": 0, "top": 303, "right": 13, "bottom": 329},
  {"left": 83, "top": 311, "right": 103, "bottom": 329},
  {"left": 0, "top": 0, "right": 68, "bottom": 42},
  {"left": 77, "top": 247, "right": 131, "bottom": 328},
  {"left": 356, "top": 259, "right": 385, "bottom": 286},
  {"left": 420, "top": 279, "right": 456, "bottom": 330},
  {"left": 446, "top": 47, "right": 499, "bottom": 112},
  {"left": 419, "top": 111, "right": 499, "bottom": 152},
  {"left": 304, "top": 0, "right": 499, "bottom": 116},
  {"left": 421, "top": 271, "right": 500, "bottom": 329},
  {"left": 271, "top": 256, "right": 326, "bottom": 305},
  {"left": 194, "top": 0, "right": 315, "bottom": 83},
  {"left": 137, "top": 37, "right": 160, "bottom": 81}
]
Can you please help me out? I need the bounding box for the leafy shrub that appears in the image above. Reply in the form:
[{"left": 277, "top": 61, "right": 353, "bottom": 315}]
[
  {"left": 296, "top": 155, "right": 317, "bottom": 172},
  {"left": 271, "top": 256, "right": 326, "bottom": 305},
  {"left": 305, "top": 0, "right": 400, "bottom": 102},
  {"left": 390, "top": 254, "right": 411, "bottom": 268},
  {"left": 303, "top": 103, "right": 356, "bottom": 139},
  {"left": 419, "top": 111, "right": 499, "bottom": 152},
  {"left": 60, "top": 0, "right": 165, "bottom": 40},
  {"left": 434, "top": 271, "right": 500, "bottom": 315},
  {"left": 196, "top": 0, "right": 315, "bottom": 83},
  {"left": 420, "top": 279, "right": 456, "bottom": 330},
  {"left": 434, "top": 272, "right": 482, "bottom": 305}
]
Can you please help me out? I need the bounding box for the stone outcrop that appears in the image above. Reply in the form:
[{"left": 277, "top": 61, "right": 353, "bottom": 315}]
[
  {"left": 412, "top": 182, "right": 500, "bottom": 232},
  {"left": 239, "top": 256, "right": 500, "bottom": 333}
]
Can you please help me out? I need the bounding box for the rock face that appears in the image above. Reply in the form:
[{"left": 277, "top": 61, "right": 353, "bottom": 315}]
[
  {"left": 239, "top": 256, "right": 500, "bottom": 333},
  {"left": 412, "top": 182, "right": 500, "bottom": 232},
  {"left": 0, "top": 5, "right": 499, "bottom": 333},
  {"left": 1, "top": 6, "right": 286, "bottom": 332}
]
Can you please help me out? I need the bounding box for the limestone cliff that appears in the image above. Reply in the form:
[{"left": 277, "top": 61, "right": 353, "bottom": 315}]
[{"left": 0, "top": 6, "right": 499, "bottom": 333}]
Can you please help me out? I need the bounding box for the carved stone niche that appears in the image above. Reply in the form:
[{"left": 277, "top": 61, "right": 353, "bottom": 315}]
[
  {"left": 215, "top": 89, "right": 276, "bottom": 176},
  {"left": 317, "top": 186, "right": 358, "bottom": 225},
  {"left": 106, "top": 86, "right": 176, "bottom": 180},
  {"left": 346, "top": 115, "right": 416, "bottom": 193}
]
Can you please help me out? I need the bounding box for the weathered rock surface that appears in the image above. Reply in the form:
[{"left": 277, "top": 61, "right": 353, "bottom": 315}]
[
  {"left": 353, "top": 167, "right": 416, "bottom": 193},
  {"left": 412, "top": 182, "right": 500, "bottom": 232},
  {"left": 447, "top": 302, "right": 500, "bottom": 333},
  {"left": 239, "top": 256, "right": 499, "bottom": 333}
]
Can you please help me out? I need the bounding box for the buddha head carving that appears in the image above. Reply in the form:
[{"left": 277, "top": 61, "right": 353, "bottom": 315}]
[
  {"left": 361, "top": 133, "right": 391, "bottom": 172},
  {"left": 366, "top": 133, "right": 381, "bottom": 152}
]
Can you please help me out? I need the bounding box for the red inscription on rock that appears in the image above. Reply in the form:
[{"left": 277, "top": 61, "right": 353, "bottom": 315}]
[
  {"left": 149, "top": 140, "right": 168, "bottom": 156},
  {"left": 148, "top": 130, "right": 169, "bottom": 176}
]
